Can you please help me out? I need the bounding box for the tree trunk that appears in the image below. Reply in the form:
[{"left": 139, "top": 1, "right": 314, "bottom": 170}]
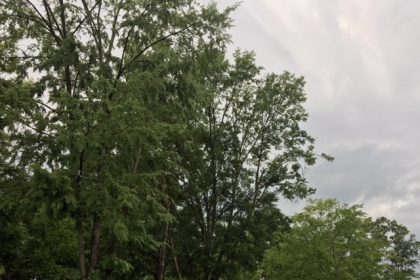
[
  {"left": 77, "top": 219, "right": 87, "bottom": 280},
  {"left": 87, "top": 216, "right": 101, "bottom": 278},
  {"left": 155, "top": 221, "right": 170, "bottom": 280},
  {"left": 170, "top": 236, "right": 182, "bottom": 280}
]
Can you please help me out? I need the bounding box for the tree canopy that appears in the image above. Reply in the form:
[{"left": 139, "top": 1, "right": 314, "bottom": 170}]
[
  {"left": 0, "top": 1, "right": 319, "bottom": 279},
  {"left": 261, "top": 199, "right": 420, "bottom": 280}
]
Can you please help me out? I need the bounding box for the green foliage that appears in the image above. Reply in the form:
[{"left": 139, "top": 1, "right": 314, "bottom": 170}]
[
  {"left": 372, "top": 217, "right": 420, "bottom": 280},
  {"left": 0, "top": 1, "right": 322, "bottom": 279},
  {"left": 171, "top": 48, "right": 316, "bottom": 279},
  {"left": 261, "top": 199, "right": 420, "bottom": 280},
  {"left": 0, "top": 0, "right": 235, "bottom": 279},
  {"left": 0, "top": 1, "right": 415, "bottom": 278}
]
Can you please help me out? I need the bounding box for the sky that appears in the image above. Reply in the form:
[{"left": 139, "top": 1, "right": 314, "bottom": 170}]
[{"left": 215, "top": 0, "right": 420, "bottom": 235}]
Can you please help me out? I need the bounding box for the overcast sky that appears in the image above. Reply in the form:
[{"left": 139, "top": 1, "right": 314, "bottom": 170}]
[{"left": 215, "top": 0, "right": 420, "bottom": 235}]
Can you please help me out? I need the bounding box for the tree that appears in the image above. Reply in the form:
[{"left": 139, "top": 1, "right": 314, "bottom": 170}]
[
  {"left": 261, "top": 199, "right": 386, "bottom": 280},
  {"left": 261, "top": 199, "right": 420, "bottom": 280},
  {"left": 170, "top": 48, "right": 318, "bottom": 280},
  {"left": 372, "top": 217, "right": 420, "bottom": 280},
  {"left": 0, "top": 0, "right": 233, "bottom": 279},
  {"left": 0, "top": 1, "right": 322, "bottom": 279}
]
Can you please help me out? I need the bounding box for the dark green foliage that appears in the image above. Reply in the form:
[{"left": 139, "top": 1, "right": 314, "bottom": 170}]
[
  {"left": 171, "top": 49, "right": 316, "bottom": 280},
  {"left": 0, "top": 0, "right": 234, "bottom": 279},
  {"left": 1, "top": 1, "right": 322, "bottom": 279},
  {"left": 372, "top": 217, "right": 420, "bottom": 280}
]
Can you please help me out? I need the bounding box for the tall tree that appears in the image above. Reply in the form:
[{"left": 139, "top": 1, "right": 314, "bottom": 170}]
[
  {"left": 0, "top": 1, "right": 233, "bottom": 279},
  {"left": 171, "top": 48, "right": 318, "bottom": 280}
]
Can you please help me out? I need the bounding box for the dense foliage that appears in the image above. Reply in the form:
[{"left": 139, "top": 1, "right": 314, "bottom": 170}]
[
  {"left": 261, "top": 199, "right": 420, "bottom": 280},
  {"left": 0, "top": 1, "right": 318, "bottom": 279}
]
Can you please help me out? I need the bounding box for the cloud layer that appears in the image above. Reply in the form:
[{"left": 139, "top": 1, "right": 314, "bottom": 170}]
[{"left": 218, "top": 0, "right": 420, "bottom": 235}]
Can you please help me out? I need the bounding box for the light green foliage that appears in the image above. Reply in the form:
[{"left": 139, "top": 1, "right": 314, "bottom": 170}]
[{"left": 261, "top": 199, "right": 420, "bottom": 280}]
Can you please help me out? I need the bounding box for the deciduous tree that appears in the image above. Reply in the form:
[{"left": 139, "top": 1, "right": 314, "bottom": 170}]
[
  {"left": 262, "top": 199, "right": 384, "bottom": 280},
  {"left": 372, "top": 217, "right": 420, "bottom": 280},
  {"left": 261, "top": 199, "right": 420, "bottom": 280},
  {"left": 0, "top": 1, "right": 233, "bottom": 278},
  {"left": 172, "top": 49, "right": 317, "bottom": 280}
]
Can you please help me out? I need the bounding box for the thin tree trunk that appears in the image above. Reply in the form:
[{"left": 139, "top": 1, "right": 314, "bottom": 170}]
[
  {"left": 170, "top": 236, "right": 182, "bottom": 280},
  {"left": 75, "top": 150, "right": 86, "bottom": 279},
  {"left": 155, "top": 221, "right": 170, "bottom": 280},
  {"left": 154, "top": 174, "right": 173, "bottom": 280},
  {"left": 77, "top": 219, "right": 87, "bottom": 280},
  {"left": 87, "top": 216, "right": 102, "bottom": 278}
]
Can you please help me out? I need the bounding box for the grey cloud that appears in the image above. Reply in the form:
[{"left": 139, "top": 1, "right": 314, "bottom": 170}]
[
  {"left": 215, "top": 0, "right": 420, "bottom": 236},
  {"left": 303, "top": 143, "right": 420, "bottom": 233},
  {"left": 307, "top": 144, "right": 418, "bottom": 201}
]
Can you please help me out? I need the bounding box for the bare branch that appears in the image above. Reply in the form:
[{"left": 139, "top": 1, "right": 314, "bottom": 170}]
[
  {"left": 58, "top": 0, "right": 67, "bottom": 37},
  {"left": 20, "top": 122, "right": 56, "bottom": 139},
  {"left": 71, "top": 1, "right": 101, "bottom": 35},
  {"left": 25, "top": 0, "right": 62, "bottom": 43},
  {"left": 80, "top": 0, "right": 99, "bottom": 32},
  {"left": 80, "top": 0, "right": 101, "bottom": 60},
  {"left": 24, "top": 0, "right": 49, "bottom": 27},
  {"left": 95, "top": 0, "right": 103, "bottom": 61},
  {"left": 115, "top": 26, "right": 134, "bottom": 81},
  {"left": 105, "top": 0, "right": 123, "bottom": 63},
  {"left": 42, "top": 0, "right": 63, "bottom": 37},
  {"left": 34, "top": 99, "right": 56, "bottom": 112},
  {"left": 140, "top": 2, "right": 151, "bottom": 18},
  {"left": 110, "top": 2, "right": 151, "bottom": 69}
]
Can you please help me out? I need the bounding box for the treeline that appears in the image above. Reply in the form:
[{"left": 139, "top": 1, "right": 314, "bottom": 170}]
[
  {"left": 0, "top": 1, "right": 418, "bottom": 280},
  {"left": 261, "top": 199, "right": 420, "bottom": 280}
]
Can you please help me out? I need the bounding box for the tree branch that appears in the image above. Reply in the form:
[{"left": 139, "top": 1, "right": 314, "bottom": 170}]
[
  {"left": 105, "top": 0, "right": 123, "bottom": 63},
  {"left": 5, "top": 55, "right": 44, "bottom": 60},
  {"left": 20, "top": 121, "right": 56, "bottom": 139},
  {"left": 34, "top": 99, "right": 56, "bottom": 112},
  {"left": 95, "top": 0, "right": 103, "bottom": 61},
  {"left": 116, "top": 24, "right": 194, "bottom": 80},
  {"left": 0, "top": 12, "right": 49, "bottom": 31},
  {"left": 25, "top": 0, "right": 62, "bottom": 43},
  {"left": 71, "top": 1, "right": 101, "bottom": 35},
  {"left": 58, "top": 0, "right": 67, "bottom": 37},
  {"left": 42, "top": 0, "right": 63, "bottom": 37},
  {"left": 115, "top": 26, "right": 133, "bottom": 80},
  {"left": 80, "top": 0, "right": 102, "bottom": 61},
  {"left": 24, "top": 0, "right": 49, "bottom": 27}
]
